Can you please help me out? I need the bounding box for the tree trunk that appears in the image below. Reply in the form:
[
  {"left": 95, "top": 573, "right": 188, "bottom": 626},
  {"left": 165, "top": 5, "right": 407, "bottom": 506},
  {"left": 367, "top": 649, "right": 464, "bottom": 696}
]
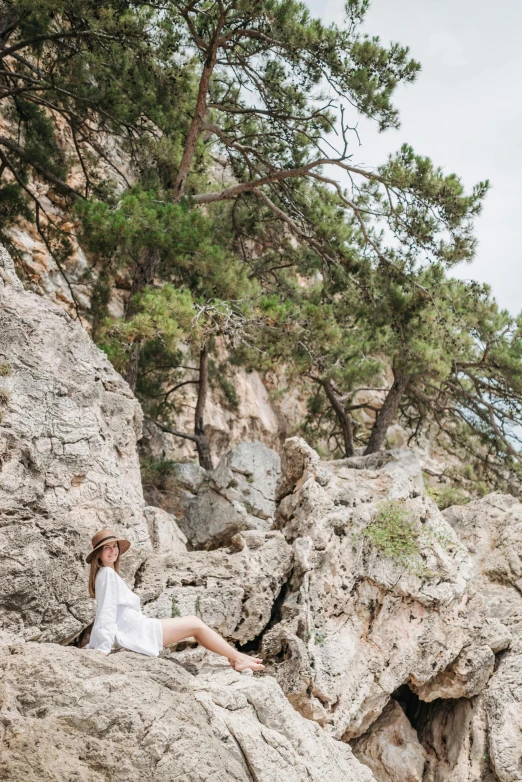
[
  {"left": 322, "top": 379, "right": 355, "bottom": 457},
  {"left": 123, "top": 246, "right": 160, "bottom": 391},
  {"left": 194, "top": 343, "right": 213, "bottom": 470},
  {"left": 364, "top": 375, "right": 409, "bottom": 455},
  {"left": 172, "top": 39, "right": 220, "bottom": 203}
]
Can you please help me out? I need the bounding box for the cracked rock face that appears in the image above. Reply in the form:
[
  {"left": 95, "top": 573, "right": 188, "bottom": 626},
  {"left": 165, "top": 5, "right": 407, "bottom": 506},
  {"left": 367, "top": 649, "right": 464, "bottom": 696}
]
[
  {"left": 264, "top": 438, "right": 476, "bottom": 740},
  {"left": 351, "top": 699, "right": 426, "bottom": 782},
  {"left": 0, "top": 245, "right": 153, "bottom": 646},
  {"left": 416, "top": 695, "right": 497, "bottom": 782},
  {"left": 263, "top": 438, "right": 519, "bottom": 757},
  {"left": 179, "top": 441, "right": 281, "bottom": 549},
  {"left": 0, "top": 642, "right": 376, "bottom": 782},
  {"left": 136, "top": 530, "right": 293, "bottom": 645}
]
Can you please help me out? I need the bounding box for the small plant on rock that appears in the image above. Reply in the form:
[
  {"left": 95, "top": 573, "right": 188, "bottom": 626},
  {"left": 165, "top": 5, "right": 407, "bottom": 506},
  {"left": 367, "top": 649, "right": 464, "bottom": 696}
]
[
  {"left": 0, "top": 363, "right": 12, "bottom": 376},
  {"left": 427, "top": 485, "right": 470, "bottom": 510},
  {"left": 362, "top": 500, "right": 426, "bottom": 574}
]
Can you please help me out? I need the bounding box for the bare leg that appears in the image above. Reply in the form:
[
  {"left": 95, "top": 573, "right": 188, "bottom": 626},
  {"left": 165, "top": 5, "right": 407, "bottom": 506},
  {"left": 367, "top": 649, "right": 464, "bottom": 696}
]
[{"left": 158, "top": 615, "right": 264, "bottom": 671}]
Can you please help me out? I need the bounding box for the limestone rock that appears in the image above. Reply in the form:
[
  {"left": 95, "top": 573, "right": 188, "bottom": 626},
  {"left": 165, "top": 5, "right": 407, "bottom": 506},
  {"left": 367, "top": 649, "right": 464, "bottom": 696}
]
[
  {"left": 136, "top": 531, "right": 293, "bottom": 645},
  {"left": 0, "top": 244, "right": 152, "bottom": 646},
  {"left": 484, "top": 637, "right": 522, "bottom": 782},
  {"left": 138, "top": 361, "right": 306, "bottom": 469},
  {"left": 172, "top": 461, "right": 210, "bottom": 494},
  {"left": 416, "top": 696, "right": 496, "bottom": 782},
  {"left": 180, "top": 441, "right": 281, "bottom": 549},
  {"left": 265, "top": 438, "right": 474, "bottom": 740},
  {"left": 0, "top": 642, "right": 376, "bottom": 782},
  {"left": 194, "top": 663, "right": 376, "bottom": 782},
  {"left": 144, "top": 506, "right": 187, "bottom": 555},
  {"left": 351, "top": 699, "right": 426, "bottom": 782},
  {"left": 412, "top": 643, "right": 495, "bottom": 701}
]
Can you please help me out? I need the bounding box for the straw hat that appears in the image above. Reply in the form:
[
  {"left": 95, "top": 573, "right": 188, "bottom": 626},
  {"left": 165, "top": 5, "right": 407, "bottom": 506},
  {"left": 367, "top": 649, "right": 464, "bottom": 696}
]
[{"left": 85, "top": 528, "right": 131, "bottom": 564}]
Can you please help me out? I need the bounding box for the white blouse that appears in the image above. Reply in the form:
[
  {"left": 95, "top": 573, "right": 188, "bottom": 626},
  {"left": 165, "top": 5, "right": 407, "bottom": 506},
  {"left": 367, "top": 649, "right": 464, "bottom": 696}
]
[{"left": 85, "top": 566, "right": 163, "bottom": 657}]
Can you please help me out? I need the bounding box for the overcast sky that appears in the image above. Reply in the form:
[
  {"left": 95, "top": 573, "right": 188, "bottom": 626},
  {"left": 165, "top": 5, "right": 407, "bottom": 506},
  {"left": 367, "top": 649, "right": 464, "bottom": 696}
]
[{"left": 305, "top": 0, "right": 522, "bottom": 315}]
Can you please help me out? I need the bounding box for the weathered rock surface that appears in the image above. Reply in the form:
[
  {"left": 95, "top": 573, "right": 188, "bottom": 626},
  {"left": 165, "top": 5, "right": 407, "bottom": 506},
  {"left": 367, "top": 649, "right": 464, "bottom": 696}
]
[
  {"left": 0, "top": 245, "right": 152, "bottom": 647},
  {"left": 136, "top": 530, "right": 293, "bottom": 645},
  {"left": 0, "top": 642, "right": 375, "bottom": 782},
  {"left": 351, "top": 699, "right": 426, "bottom": 782},
  {"left": 179, "top": 441, "right": 281, "bottom": 549},
  {"left": 5, "top": 239, "right": 522, "bottom": 782},
  {"left": 264, "top": 438, "right": 477, "bottom": 740},
  {"left": 416, "top": 695, "right": 497, "bottom": 782},
  {"left": 144, "top": 505, "right": 188, "bottom": 556}
]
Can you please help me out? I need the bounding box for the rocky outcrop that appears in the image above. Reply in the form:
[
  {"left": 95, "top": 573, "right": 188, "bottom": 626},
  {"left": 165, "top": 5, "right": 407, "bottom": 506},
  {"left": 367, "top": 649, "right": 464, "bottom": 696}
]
[
  {"left": 0, "top": 642, "right": 375, "bottom": 782},
  {"left": 351, "top": 699, "right": 426, "bottom": 782},
  {"left": 0, "top": 245, "right": 154, "bottom": 646},
  {"left": 144, "top": 506, "right": 188, "bottom": 556},
  {"left": 257, "top": 437, "right": 522, "bottom": 781},
  {"left": 136, "top": 530, "right": 293, "bottom": 646},
  {"left": 415, "top": 695, "right": 496, "bottom": 782},
  {"left": 263, "top": 439, "right": 476, "bottom": 739},
  {"left": 4, "top": 240, "right": 522, "bottom": 782},
  {"left": 179, "top": 441, "right": 281, "bottom": 549}
]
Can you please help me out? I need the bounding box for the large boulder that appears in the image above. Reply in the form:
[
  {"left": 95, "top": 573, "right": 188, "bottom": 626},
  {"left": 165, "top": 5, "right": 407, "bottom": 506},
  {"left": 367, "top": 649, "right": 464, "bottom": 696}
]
[
  {"left": 263, "top": 438, "right": 517, "bottom": 747},
  {"left": 0, "top": 642, "right": 376, "bottom": 782},
  {"left": 179, "top": 441, "right": 281, "bottom": 549},
  {"left": 136, "top": 530, "right": 293, "bottom": 645},
  {"left": 0, "top": 245, "right": 153, "bottom": 646}
]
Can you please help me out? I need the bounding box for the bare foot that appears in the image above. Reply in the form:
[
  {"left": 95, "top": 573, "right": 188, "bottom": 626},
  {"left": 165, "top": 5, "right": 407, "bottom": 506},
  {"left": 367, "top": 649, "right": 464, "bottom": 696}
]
[{"left": 230, "top": 652, "right": 264, "bottom": 672}]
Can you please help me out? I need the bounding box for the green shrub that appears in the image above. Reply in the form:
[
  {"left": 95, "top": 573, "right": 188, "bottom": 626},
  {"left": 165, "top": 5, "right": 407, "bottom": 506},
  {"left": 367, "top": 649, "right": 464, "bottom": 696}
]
[
  {"left": 427, "top": 485, "right": 470, "bottom": 510},
  {"left": 0, "top": 363, "right": 12, "bottom": 377},
  {"left": 140, "top": 456, "right": 177, "bottom": 490},
  {"left": 362, "top": 500, "right": 426, "bottom": 574},
  {"left": 218, "top": 375, "right": 240, "bottom": 410}
]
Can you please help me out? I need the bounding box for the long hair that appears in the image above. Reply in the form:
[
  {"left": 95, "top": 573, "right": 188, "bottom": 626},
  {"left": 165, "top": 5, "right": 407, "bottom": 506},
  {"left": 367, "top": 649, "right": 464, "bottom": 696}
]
[{"left": 88, "top": 543, "right": 121, "bottom": 598}]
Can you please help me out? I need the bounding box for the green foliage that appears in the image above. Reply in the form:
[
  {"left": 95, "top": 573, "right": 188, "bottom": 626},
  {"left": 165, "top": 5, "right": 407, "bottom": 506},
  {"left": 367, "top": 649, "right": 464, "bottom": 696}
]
[
  {"left": 139, "top": 456, "right": 177, "bottom": 491},
  {"left": 362, "top": 500, "right": 424, "bottom": 573},
  {"left": 171, "top": 597, "right": 181, "bottom": 618},
  {"left": 0, "top": 364, "right": 12, "bottom": 377},
  {"left": 3, "top": 0, "right": 520, "bottom": 488},
  {"left": 0, "top": 184, "right": 32, "bottom": 251},
  {"left": 427, "top": 485, "right": 471, "bottom": 511},
  {"left": 98, "top": 284, "right": 196, "bottom": 374},
  {"left": 209, "top": 360, "right": 240, "bottom": 411},
  {"left": 77, "top": 189, "right": 254, "bottom": 302},
  {"left": 218, "top": 375, "right": 241, "bottom": 411}
]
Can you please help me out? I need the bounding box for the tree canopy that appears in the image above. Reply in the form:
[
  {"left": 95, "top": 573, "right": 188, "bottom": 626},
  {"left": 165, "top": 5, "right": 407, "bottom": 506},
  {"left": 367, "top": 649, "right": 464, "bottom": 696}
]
[{"left": 1, "top": 0, "right": 520, "bottom": 491}]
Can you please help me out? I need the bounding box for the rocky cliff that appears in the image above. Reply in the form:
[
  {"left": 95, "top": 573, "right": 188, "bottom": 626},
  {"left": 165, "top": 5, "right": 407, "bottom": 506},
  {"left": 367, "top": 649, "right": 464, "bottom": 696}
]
[{"left": 1, "top": 244, "right": 522, "bottom": 782}]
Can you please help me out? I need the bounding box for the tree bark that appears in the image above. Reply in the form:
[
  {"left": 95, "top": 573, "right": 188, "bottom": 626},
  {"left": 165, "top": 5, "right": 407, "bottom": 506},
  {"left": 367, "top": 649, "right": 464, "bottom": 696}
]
[
  {"left": 194, "top": 343, "right": 213, "bottom": 470},
  {"left": 364, "top": 375, "right": 409, "bottom": 455},
  {"left": 322, "top": 379, "right": 355, "bottom": 457},
  {"left": 172, "top": 32, "right": 221, "bottom": 203},
  {"left": 123, "top": 246, "right": 160, "bottom": 391}
]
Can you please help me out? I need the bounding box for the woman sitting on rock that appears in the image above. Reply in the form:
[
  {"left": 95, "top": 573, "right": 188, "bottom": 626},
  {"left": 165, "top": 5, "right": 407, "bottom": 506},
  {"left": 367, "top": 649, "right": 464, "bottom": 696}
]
[{"left": 84, "top": 528, "right": 264, "bottom": 671}]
